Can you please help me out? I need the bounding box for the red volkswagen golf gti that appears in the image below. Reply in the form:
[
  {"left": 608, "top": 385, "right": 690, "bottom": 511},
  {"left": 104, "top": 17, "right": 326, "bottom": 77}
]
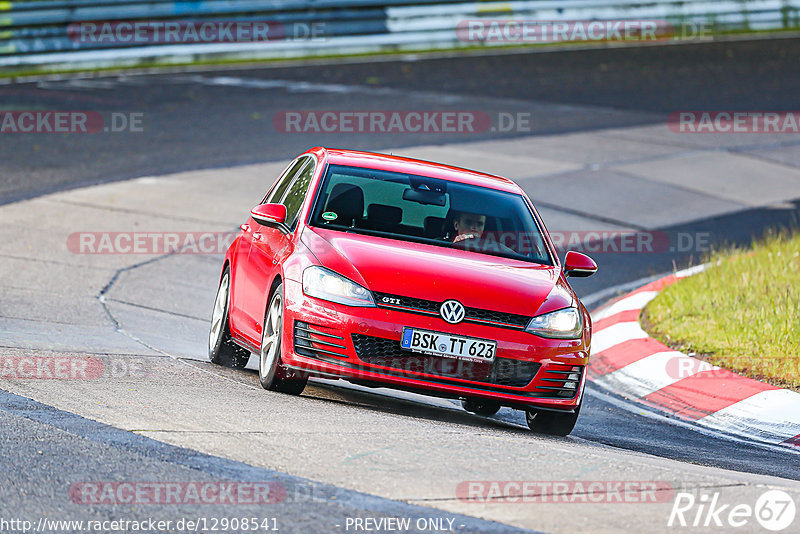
[{"left": 209, "top": 147, "right": 597, "bottom": 435}]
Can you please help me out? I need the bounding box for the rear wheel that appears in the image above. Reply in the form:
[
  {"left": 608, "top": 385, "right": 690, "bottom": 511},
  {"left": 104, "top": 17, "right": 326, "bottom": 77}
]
[
  {"left": 461, "top": 398, "right": 501, "bottom": 417},
  {"left": 208, "top": 269, "right": 251, "bottom": 369},
  {"left": 526, "top": 403, "right": 581, "bottom": 436},
  {"left": 258, "top": 283, "right": 307, "bottom": 395}
]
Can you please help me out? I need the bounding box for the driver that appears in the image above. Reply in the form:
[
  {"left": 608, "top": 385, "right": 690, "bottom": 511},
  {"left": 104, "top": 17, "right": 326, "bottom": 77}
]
[
  {"left": 452, "top": 211, "right": 486, "bottom": 243},
  {"left": 451, "top": 211, "right": 518, "bottom": 256}
]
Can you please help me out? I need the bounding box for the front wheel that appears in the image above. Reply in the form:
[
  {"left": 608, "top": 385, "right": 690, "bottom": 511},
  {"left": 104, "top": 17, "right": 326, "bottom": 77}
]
[
  {"left": 526, "top": 403, "right": 581, "bottom": 436},
  {"left": 209, "top": 269, "right": 251, "bottom": 369},
  {"left": 258, "top": 283, "right": 307, "bottom": 395}
]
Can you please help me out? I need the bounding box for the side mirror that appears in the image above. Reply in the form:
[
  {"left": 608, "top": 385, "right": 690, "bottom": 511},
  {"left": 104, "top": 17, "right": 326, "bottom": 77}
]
[
  {"left": 564, "top": 251, "right": 597, "bottom": 278},
  {"left": 251, "top": 203, "right": 287, "bottom": 227}
]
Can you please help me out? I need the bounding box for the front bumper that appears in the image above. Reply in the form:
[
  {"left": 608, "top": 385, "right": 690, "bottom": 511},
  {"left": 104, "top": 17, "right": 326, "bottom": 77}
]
[{"left": 282, "top": 279, "right": 589, "bottom": 411}]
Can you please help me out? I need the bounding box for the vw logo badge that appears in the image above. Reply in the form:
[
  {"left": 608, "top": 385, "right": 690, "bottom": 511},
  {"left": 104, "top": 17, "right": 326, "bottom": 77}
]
[{"left": 440, "top": 300, "right": 465, "bottom": 324}]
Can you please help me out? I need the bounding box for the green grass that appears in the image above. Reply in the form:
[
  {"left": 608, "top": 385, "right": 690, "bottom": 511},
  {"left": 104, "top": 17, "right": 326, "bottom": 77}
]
[{"left": 641, "top": 230, "right": 800, "bottom": 391}]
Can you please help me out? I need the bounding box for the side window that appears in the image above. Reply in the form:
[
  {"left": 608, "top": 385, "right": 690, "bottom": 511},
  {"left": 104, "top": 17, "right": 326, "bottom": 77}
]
[
  {"left": 279, "top": 159, "right": 316, "bottom": 230},
  {"left": 263, "top": 157, "right": 307, "bottom": 205}
]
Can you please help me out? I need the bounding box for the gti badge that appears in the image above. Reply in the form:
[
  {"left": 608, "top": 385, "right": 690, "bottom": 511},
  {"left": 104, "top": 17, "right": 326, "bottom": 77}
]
[{"left": 440, "top": 300, "right": 465, "bottom": 324}]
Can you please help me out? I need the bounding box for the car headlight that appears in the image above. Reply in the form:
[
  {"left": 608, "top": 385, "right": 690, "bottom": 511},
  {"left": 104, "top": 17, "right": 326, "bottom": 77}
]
[
  {"left": 525, "top": 307, "right": 583, "bottom": 339},
  {"left": 302, "top": 266, "right": 375, "bottom": 307}
]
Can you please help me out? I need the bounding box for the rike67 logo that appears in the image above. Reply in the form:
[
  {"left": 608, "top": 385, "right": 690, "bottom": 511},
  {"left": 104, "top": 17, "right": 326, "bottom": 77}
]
[{"left": 669, "top": 490, "right": 796, "bottom": 531}]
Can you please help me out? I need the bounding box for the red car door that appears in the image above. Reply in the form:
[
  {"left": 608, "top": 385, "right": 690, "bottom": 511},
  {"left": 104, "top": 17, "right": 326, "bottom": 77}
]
[
  {"left": 245, "top": 223, "right": 290, "bottom": 343},
  {"left": 227, "top": 216, "right": 256, "bottom": 342},
  {"left": 245, "top": 157, "right": 316, "bottom": 343},
  {"left": 230, "top": 157, "right": 307, "bottom": 345}
]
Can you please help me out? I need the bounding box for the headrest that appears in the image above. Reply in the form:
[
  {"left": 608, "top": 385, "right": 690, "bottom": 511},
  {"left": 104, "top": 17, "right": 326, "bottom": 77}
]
[
  {"left": 367, "top": 203, "right": 402, "bottom": 226},
  {"left": 423, "top": 216, "right": 446, "bottom": 238}
]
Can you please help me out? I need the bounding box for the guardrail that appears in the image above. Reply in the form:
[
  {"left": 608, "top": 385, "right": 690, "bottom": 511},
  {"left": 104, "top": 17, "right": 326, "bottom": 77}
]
[{"left": 2, "top": 0, "right": 799, "bottom": 70}]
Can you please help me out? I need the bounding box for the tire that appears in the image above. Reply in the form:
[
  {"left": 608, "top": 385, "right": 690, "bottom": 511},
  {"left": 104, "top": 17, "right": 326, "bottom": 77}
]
[
  {"left": 461, "top": 398, "right": 501, "bottom": 417},
  {"left": 258, "top": 283, "right": 307, "bottom": 395},
  {"left": 209, "top": 268, "right": 251, "bottom": 369},
  {"left": 526, "top": 403, "right": 581, "bottom": 436}
]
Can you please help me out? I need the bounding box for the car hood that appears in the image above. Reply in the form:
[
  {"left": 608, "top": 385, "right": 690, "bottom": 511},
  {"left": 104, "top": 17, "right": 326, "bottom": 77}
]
[{"left": 301, "top": 227, "right": 574, "bottom": 317}]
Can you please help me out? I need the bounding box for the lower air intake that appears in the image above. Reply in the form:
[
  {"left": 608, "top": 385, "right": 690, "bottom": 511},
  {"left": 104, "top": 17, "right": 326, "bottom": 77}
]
[{"left": 351, "top": 334, "right": 539, "bottom": 387}]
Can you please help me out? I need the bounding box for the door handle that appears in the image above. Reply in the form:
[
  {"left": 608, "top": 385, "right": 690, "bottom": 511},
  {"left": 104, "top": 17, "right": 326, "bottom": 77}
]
[
  {"left": 252, "top": 232, "right": 263, "bottom": 242},
  {"left": 240, "top": 224, "right": 250, "bottom": 232}
]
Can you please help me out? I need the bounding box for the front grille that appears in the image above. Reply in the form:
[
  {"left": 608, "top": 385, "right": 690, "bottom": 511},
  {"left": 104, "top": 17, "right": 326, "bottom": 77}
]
[
  {"left": 374, "top": 292, "right": 530, "bottom": 329},
  {"left": 294, "top": 321, "right": 348, "bottom": 359},
  {"left": 465, "top": 307, "right": 530, "bottom": 328},
  {"left": 533, "top": 365, "right": 584, "bottom": 398},
  {"left": 352, "top": 334, "right": 539, "bottom": 387},
  {"left": 374, "top": 293, "right": 440, "bottom": 314}
]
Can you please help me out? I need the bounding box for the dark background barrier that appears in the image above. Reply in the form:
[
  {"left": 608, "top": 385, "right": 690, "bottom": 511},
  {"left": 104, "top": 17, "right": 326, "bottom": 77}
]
[{"left": 2, "top": 1, "right": 799, "bottom": 70}]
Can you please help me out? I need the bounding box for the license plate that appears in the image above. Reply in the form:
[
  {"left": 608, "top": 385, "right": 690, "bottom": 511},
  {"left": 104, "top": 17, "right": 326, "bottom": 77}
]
[{"left": 400, "top": 328, "right": 496, "bottom": 362}]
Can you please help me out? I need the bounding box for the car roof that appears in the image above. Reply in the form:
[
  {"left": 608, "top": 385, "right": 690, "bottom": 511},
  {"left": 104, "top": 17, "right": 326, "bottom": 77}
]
[{"left": 314, "top": 147, "right": 524, "bottom": 194}]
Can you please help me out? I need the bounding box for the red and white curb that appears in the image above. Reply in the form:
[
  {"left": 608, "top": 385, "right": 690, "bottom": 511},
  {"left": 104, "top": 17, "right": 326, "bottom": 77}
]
[{"left": 588, "top": 265, "right": 800, "bottom": 449}]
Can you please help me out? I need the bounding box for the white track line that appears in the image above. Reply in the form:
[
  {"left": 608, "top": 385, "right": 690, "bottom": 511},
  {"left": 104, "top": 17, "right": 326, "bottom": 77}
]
[
  {"left": 593, "top": 351, "right": 714, "bottom": 399},
  {"left": 591, "top": 321, "right": 648, "bottom": 354}
]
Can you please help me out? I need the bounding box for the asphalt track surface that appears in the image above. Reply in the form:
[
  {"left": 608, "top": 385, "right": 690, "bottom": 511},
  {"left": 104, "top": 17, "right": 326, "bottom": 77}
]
[
  {"left": 2, "top": 37, "right": 800, "bottom": 532},
  {"left": 4, "top": 36, "right": 800, "bottom": 207}
]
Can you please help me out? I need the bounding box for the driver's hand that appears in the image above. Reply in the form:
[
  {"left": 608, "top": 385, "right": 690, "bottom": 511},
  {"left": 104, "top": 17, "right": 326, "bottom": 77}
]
[{"left": 453, "top": 233, "right": 477, "bottom": 243}]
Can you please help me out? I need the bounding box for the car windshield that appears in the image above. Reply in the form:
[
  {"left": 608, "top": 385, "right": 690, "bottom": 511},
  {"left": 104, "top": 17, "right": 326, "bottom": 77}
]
[{"left": 309, "top": 164, "right": 553, "bottom": 265}]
